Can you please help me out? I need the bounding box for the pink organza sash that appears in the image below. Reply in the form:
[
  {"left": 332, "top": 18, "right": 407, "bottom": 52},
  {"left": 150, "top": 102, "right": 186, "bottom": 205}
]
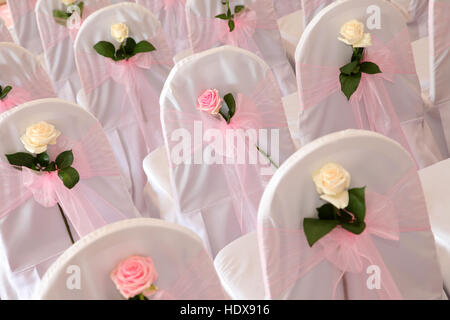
[
  {"left": 297, "top": 27, "right": 416, "bottom": 165},
  {"left": 9, "top": 0, "right": 36, "bottom": 19},
  {"left": 0, "top": 66, "right": 56, "bottom": 114},
  {"left": 165, "top": 71, "right": 288, "bottom": 234},
  {"left": 259, "top": 169, "right": 432, "bottom": 299},
  {"left": 187, "top": 0, "right": 278, "bottom": 57},
  {"left": 38, "top": 1, "right": 108, "bottom": 50},
  {"left": 137, "top": 0, "right": 186, "bottom": 54},
  {"left": 0, "top": 122, "right": 127, "bottom": 237},
  {"left": 76, "top": 31, "right": 173, "bottom": 151},
  {"left": 152, "top": 249, "right": 228, "bottom": 300}
]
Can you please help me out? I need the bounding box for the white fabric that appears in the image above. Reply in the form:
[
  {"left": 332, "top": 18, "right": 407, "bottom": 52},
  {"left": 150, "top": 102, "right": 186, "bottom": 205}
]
[
  {"left": 0, "top": 98, "right": 140, "bottom": 300},
  {"left": 186, "top": 0, "right": 297, "bottom": 96},
  {"left": 419, "top": 158, "right": 450, "bottom": 297},
  {"left": 35, "top": 218, "right": 225, "bottom": 299},
  {"left": 74, "top": 2, "right": 172, "bottom": 218},
  {"left": 160, "top": 46, "right": 297, "bottom": 256},
  {"left": 36, "top": 0, "right": 109, "bottom": 102},
  {"left": 0, "top": 17, "right": 13, "bottom": 42},
  {"left": 273, "top": 0, "right": 302, "bottom": 18},
  {"left": 6, "top": 0, "right": 43, "bottom": 54},
  {"left": 277, "top": 9, "right": 303, "bottom": 66},
  {"left": 214, "top": 231, "right": 265, "bottom": 300},
  {"left": 258, "top": 129, "right": 443, "bottom": 299},
  {"left": 295, "top": 0, "right": 442, "bottom": 169}
]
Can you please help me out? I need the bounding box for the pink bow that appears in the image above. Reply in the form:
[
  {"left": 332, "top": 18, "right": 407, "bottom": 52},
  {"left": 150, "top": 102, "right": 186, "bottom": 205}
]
[
  {"left": 22, "top": 170, "right": 64, "bottom": 208},
  {"left": 218, "top": 10, "right": 258, "bottom": 53},
  {"left": 316, "top": 191, "right": 402, "bottom": 299}
]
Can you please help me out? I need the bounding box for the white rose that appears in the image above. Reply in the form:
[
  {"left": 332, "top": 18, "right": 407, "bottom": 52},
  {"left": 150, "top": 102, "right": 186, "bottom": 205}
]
[
  {"left": 61, "top": 0, "right": 77, "bottom": 5},
  {"left": 338, "top": 19, "right": 372, "bottom": 48},
  {"left": 20, "top": 121, "right": 61, "bottom": 154},
  {"left": 312, "top": 162, "right": 351, "bottom": 209},
  {"left": 111, "top": 23, "right": 129, "bottom": 43}
]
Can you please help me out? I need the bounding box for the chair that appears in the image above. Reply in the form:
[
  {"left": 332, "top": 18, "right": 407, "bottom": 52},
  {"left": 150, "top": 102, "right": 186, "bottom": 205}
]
[
  {"left": 186, "top": 0, "right": 296, "bottom": 96},
  {"left": 160, "top": 45, "right": 296, "bottom": 256},
  {"left": 6, "top": 0, "right": 43, "bottom": 54},
  {"left": 215, "top": 129, "right": 445, "bottom": 299},
  {"left": 295, "top": 0, "right": 442, "bottom": 168},
  {"left": 0, "top": 98, "right": 140, "bottom": 299},
  {"left": 74, "top": 2, "right": 173, "bottom": 218},
  {"left": 0, "top": 42, "right": 56, "bottom": 114},
  {"left": 36, "top": 0, "right": 110, "bottom": 102},
  {"left": 35, "top": 218, "right": 227, "bottom": 300}
]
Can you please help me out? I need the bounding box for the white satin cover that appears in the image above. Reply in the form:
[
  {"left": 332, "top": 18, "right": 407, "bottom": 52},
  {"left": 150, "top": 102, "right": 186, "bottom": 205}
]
[
  {"left": 295, "top": 0, "right": 443, "bottom": 169},
  {"left": 7, "top": 0, "right": 43, "bottom": 54},
  {"left": 160, "top": 46, "right": 297, "bottom": 256},
  {"left": 0, "top": 99, "right": 140, "bottom": 300},
  {"left": 36, "top": 218, "right": 227, "bottom": 300},
  {"left": 258, "top": 129, "right": 443, "bottom": 299},
  {"left": 74, "top": 2, "right": 173, "bottom": 218},
  {"left": 0, "top": 17, "right": 13, "bottom": 42},
  {"left": 36, "top": 0, "right": 110, "bottom": 102}
]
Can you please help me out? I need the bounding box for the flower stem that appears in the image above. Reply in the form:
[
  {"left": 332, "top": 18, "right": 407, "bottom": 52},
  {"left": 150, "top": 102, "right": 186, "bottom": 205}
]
[
  {"left": 256, "top": 145, "right": 279, "bottom": 169},
  {"left": 57, "top": 203, "right": 75, "bottom": 244}
]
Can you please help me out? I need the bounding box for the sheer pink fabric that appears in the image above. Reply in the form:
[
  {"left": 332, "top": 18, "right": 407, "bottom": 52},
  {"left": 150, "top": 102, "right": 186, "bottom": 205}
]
[
  {"left": 8, "top": 0, "right": 36, "bottom": 19},
  {"left": 152, "top": 249, "right": 228, "bottom": 300},
  {"left": 37, "top": 1, "right": 108, "bottom": 50},
  {"left": 187, "top": 1, "right": 278, "bottom": 57},
  {"left": 164, "top": 71, "right": 288, "bottom": 235},
  {"left": 136, "top": 0, "right": 188, "bottom": 54},
  {"left": 76, "top": 32, "right": 173, "bottom": 151},
  {"left": 301, "top": 0, "right": 332, "bottom": 27},
  {"left": 296, "top": 27, "right": 416, "bottom": 166},
  {"left": 0, "top": 66, "right": 56, "bottom": 115},
  {"left": 0, "top": 122, "right": 128, "bottom": 237},
  {"left": 273, "top": 0, "right": 301, "bottom": 18},
  {"left": 259, "top": 169, "right": 431, "bottom": 299}
]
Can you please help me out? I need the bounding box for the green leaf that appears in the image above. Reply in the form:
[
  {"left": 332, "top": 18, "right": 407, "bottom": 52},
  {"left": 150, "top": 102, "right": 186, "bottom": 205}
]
[
  {"left": 228, "top": 19, "right": 235, "bottom": 32},
  {"left": 339, "top": 60, "right": 359, "bottom": 75},
  {"left": 303, "top": 218, "right": 339, "bottom": 247},
  {"left": 339, "top": 72, "right": 361, "bottom": 100},
  {"left": 215, "top": 13, "right": 228, "bottom": 20},
  {"left": 53, "top": 9, "right": 70, "bottom": 19},
  {"left": 219, "top": 109, "right": 230, "bottom": 123},
  {"left": 58, "top": 167, "right": 80, "bottom": 189},
  {"left": 351, "top": 47, "right": 364, "bottom": 62},
  {"left": 134, "top": 40, "right": 156, "bottom": 54},
  {"left": 234, "top": 5, "right": 245, "bottom": 13},
  {"left": 339, "top": 210, "right": 353, "bottom": 223},
  {"left": 55, "top": 150, "right": 74, "bottom": 169},
  {"left": 341, "top": 221, "right": 366, "bottom": 235},
  {"left": 44, "top": 162, "right": 57, "bottom": 172},
  {"left": 346, "top": 187, "right": 366, "bottom": 222},
  {"left": 360, "top": 62, "right": 382, "bottom": 74},
  {"left": 36, "top": 152, "right": 50, "bottom": 167},
  {"left": 93, "top": 41, "right": 116, "bottom": 60},
  {"left": 5, "top": 152, "right": 35, "bottom": 169},
  {"left": 0, "top": 85, "right": 12, "bottom": 99},
  {"left": 124, "top": 37, "right": 136, "bottom": 55},
  {"left": 223, "top": 93, "right": 236, "bottom": 120},
  {"left": 227, "top": 7, "right": 232, "bottom": 18},
  {"left": 78, "top": 1, "right": 84, "bottom": 17},
  {"left": 316, "top": 203, "right": 335, "bottom": 220}
]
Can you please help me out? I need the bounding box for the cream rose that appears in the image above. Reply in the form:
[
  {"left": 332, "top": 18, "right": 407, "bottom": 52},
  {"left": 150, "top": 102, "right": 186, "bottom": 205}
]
[
  {"left": 61, "top": 0, "right": 77, "bottom": 5},
  {"left": 111, "top": 23, "right": 129, "bottom": 43},
  {"left": 20, "top": 121, "right": 61, "bottom": 154},
  {"left": 197, "top": 89, "right": 222, "bottom": 115},
  {"left": 338, "top": 19, "right": 372, "bottom": 48},
  {"left": 313, "top": 162, "right": 351, "bottom": 209},
  {"left": 110, "top": 255, "right": 158, "bottom": 299}
]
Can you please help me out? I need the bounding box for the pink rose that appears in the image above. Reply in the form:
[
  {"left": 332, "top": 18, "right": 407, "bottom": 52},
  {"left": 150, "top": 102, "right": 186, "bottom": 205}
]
[
  {"left": 110, "top": 255, "right": 158, "bottom": 299},
  {"left": 197, "top": 89, "right": 222, "bottom": 114}
]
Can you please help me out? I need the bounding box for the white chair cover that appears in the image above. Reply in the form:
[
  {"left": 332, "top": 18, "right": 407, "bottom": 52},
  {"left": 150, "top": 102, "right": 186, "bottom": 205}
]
[
  {"left": 0, "top": 17, "right": 13, "bottom": 42},
  {"left": 186, "top": 0, "right": 297, "bottom": 96},
  {"left": 0, "top": 98, "right": 140, "bottom": 299},
  {"left": 258, "top": 129, "right": 443, "bottom": 299},
  {"left": 74, "top": 2, "right": 173, "bottom": 218},
  {"left": 36, "top": 0, "right": 110, "bottom": 102},
  {"left": 274, "top": 0, "right": 302, "bottom": 18},
  {"left": 161, "top": 46, "right": 296, "bottom": 256},
  {"left": 6, "top": 0, "right": 43, "bottom": 54},
  {"left": 295, "top": 0, "right": 442, "bottom": 169},
  {"left": 35, "top": 218, "right": 228, "bottom": 300},
  {"left": 135, "top": 0, "right": 188, "bottom": 55},
  {"left": 0, "top": 42, "right": 56, "bottom": 114}
]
